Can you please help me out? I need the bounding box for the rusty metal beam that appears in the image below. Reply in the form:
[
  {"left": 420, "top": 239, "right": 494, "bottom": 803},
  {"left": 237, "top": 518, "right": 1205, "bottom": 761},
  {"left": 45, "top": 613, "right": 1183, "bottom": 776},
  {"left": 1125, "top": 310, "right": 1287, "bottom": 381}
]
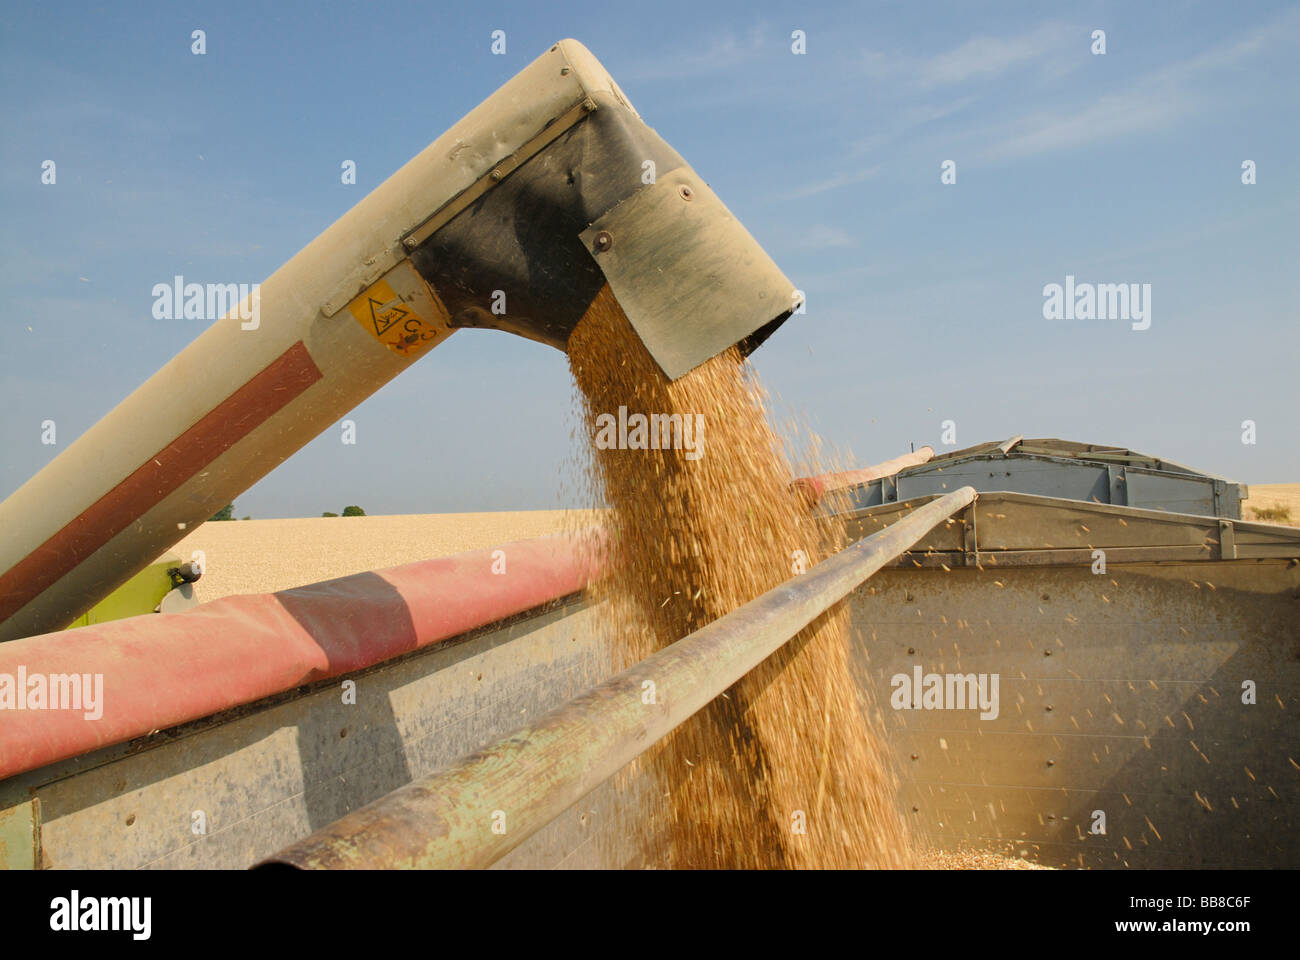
[{"left": 259, "top": 485, "right": 978, "bottom": 870}]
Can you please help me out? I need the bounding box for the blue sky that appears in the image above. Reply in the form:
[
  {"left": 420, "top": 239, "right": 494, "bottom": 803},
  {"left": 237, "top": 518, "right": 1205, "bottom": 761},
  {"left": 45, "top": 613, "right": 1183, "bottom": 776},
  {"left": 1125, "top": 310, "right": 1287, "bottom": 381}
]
[{"left": 2, "top": 0, "right": 1296, "bottom": 516}]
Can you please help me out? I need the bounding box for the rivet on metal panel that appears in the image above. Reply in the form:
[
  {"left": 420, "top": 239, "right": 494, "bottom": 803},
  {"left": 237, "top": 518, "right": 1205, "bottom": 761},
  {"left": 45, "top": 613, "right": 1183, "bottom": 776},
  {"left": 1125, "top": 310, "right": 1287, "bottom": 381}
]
[
  {"left": 402, "top": 236, "right": 419, "bottom": 250},
  {"left": 490, "top": 169, "right": 503, "bottom": 182},
  {"left": 592, "top": 231, "right": 613, "bottom": 253},
  {"left": 560, "top": 66, "right": 570, "bottom": 75},
  {"left": 678, "top": 185, "right": 694, "bottom": 201},
  {"left": 1046, "top": 760, "right": 1055, "bottom": 767},
  {"left": 582, "top": 97, "right": 597, "bottom": 113}
]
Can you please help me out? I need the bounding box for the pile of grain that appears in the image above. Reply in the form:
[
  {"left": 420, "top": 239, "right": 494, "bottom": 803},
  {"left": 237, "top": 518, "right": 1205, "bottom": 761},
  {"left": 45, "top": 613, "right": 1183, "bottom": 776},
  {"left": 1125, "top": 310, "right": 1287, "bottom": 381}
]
[
  {"left": 567, "top": 286, "right": 912, "bottom": 868},
  {"left": 919, "top": 849, "right": 1051, "bottom": 870}
]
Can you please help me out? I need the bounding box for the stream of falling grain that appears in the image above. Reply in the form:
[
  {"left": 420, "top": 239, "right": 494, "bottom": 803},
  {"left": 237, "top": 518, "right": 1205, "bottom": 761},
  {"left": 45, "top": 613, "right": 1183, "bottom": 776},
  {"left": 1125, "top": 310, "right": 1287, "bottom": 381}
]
[{"left": 566, "top": 286, "right": 913, "bottom": 868}]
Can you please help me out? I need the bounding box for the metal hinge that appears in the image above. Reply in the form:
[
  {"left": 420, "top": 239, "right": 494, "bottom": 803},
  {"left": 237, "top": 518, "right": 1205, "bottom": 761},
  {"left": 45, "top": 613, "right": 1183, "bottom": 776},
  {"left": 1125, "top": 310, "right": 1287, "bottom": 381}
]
[
  {"left": 1218, "top": 519, "right": 1237, "bottom": 560},
  {"left": 962, "top": 502, "right": 979, "bottom": 566}
]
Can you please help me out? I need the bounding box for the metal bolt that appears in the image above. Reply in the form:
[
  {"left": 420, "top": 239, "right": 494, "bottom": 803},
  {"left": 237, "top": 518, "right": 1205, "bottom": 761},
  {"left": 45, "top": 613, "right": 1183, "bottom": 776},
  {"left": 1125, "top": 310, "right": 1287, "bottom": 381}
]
[
  {"left": 1044, "top": 649, "right": 1052, "bottom": 656},
  {"left": 403, "top": 236, "right": 418, "bottom": 250},
  {"left": 490, "top": 169, "right": 503, "bottom": 181},
  {"left": 678, "top": 184, "right": 694, "bottom": 200},
  {"left": 910, "top": 753, "right": 919, "bottom": 761},
  {"left": 1045, "top": 705, "right": 1053, "bottom": 712},
  {"left": 593, "top": 231, "right": 613, "bottom": 252},
  {"left": 560, "top": 66, "right": 570, "bottom": 76},
  {"left": 1046, "top": 759, "right": 1055, "bottom": 767}
]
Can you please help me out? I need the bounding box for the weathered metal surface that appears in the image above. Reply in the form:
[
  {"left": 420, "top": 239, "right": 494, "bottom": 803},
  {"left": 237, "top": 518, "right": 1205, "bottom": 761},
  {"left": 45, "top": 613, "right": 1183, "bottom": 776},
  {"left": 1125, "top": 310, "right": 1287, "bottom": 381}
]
[
  {"left": 0, "top": 532, "right": 601, "bottom": 781},
  {"left": 0, "top": 597, "right": 627, "bottom": 869},
  {"left": 412, "top": 87, "right": 794, "bottom": 374},
  {"left": 0, "top": 800, "right": 39, "bottom": 870},
  {"left": 577, "top": 165, "right": 794, "bottom": 380},
  {"left": 0, "top": 38, "right": 794, "bottom": 642},
  {"left": 934, "top": 437, "right": 1219, "bottom": 474},
  {"left": 6, "top": 469, "right": 1294, "bottom": 871},
  {"left": 260, "top": 487, "right": 977, "bottom": 869},
  {"left": 841, "top": 491, "right": 1300, "bottom": 566},
  {"left": 399, "top": 97, "right": 598, "bottom": 254},
  {"left": 844, "top": 437, "right": 1246, "bottom": 519},
  {"left": 850, "top": 559, "right": 1300, "bottom": 868}
]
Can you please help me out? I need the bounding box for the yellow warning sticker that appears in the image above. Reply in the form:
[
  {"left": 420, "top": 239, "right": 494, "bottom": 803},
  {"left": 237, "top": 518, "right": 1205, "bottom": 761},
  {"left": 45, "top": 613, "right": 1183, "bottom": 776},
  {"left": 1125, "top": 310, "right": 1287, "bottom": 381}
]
[{"left": 347, "top": 279, "right": 440, "bottom": 358}]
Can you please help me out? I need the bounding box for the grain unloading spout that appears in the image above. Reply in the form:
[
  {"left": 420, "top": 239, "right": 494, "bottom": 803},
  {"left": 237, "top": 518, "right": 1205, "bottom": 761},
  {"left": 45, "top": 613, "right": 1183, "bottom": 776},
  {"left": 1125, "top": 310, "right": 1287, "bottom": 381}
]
[
  {"left": 0, "top": 39, "right": 796, "bottom": 642},
  {"left": 406, "top": 40, "right": 797, "bottom": 380}
]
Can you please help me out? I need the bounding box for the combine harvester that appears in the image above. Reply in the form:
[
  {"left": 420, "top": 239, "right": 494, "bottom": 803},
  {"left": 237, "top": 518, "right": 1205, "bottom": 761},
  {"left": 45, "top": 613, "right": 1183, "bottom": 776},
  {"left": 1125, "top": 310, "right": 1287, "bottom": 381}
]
[{"left": 2, "top": 42, "right": 1297, "bottom": 870}]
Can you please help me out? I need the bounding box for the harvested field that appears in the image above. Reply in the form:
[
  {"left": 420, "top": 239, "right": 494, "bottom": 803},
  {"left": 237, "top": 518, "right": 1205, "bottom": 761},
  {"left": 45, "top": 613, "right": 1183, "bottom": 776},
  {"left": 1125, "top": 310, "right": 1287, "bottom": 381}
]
[
  {"left": 162, "top": 509, "right": 602, "bottom": 603},
  {"left": 1242, "top": 482, "right": 1300, "bottom": 525}
]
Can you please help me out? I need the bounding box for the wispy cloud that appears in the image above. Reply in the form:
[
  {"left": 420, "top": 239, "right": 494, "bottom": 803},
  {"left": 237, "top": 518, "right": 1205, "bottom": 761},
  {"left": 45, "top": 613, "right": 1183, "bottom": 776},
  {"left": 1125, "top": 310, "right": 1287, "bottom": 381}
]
[
  {"left": 979, "top": 87, "right": 1190, "bottom": 161},
  {"left": 783, "top": 165, "right": 880, "bottom": 200},
  {"left": 979, "top": 12, "right": 1299, "bottom": 161},
  {"left": 852, "top": 97, "right": 979, "bottom": 156},
  {"left": 862, "top": 21, "right": 1078, "bottom": 90}
]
